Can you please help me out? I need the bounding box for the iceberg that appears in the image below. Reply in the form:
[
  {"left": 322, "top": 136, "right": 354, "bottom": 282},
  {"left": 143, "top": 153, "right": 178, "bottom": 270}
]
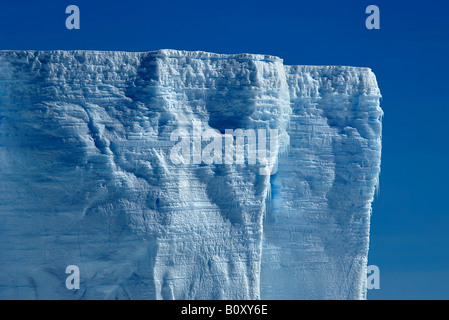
[{"left": 0, "top": 50, "right": 382, "bottom": 299}]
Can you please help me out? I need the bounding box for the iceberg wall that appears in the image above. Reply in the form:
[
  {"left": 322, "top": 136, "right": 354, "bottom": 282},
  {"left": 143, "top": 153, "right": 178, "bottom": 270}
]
[
  {"left": 0, "top": 50, "right": 382, "bottom": 300},
  {"left": 262, "top": 65, "right": 382, "bottom": 300}
]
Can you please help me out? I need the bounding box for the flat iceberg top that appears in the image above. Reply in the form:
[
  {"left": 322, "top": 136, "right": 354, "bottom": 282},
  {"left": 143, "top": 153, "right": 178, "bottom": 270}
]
[
  {"left": 0, "top": 49, "right": 283, "bottom": 63},
  {"left": 0, "top": 49, "right": 376, "bottom": 72}
]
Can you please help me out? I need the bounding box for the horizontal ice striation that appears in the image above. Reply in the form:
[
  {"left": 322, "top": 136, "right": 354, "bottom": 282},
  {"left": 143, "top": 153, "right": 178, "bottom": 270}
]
[
  {"left": 0, "top": 50, "right": 382, "bottom": 300},
  {"left": 262, "top": 66, "right": 382, "bottom": 299}
]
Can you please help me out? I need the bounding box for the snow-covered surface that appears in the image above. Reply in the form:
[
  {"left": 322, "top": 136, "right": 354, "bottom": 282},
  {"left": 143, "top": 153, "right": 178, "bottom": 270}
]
[{"left": 0, "top": 50, "right": 382, "bottom": 299}]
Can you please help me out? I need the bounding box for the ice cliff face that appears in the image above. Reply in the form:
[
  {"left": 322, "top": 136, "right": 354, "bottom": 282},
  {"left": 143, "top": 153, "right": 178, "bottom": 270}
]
[
  {"left": 0, "top": 50, "right": 382, "bottom": 300},
  {"left": 262, "top": 66, "right": 382, "bottom": 300}
]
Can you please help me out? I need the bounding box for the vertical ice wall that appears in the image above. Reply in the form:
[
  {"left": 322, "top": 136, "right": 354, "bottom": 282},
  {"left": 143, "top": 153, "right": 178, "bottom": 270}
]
[
  {"left": 0, "top": 50, "right": 290, "bottom": 299},
  {"left": 0, "top": 50, "right": 381, "bottom": 299},
  {"left": 261, "top": 66, "right": 382, "bottom": 299}
]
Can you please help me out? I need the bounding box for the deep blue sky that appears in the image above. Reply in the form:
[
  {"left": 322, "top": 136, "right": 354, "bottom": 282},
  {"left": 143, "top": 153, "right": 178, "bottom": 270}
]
[{"left": 1, "top": 0, "right": 448, "bottom": 299}]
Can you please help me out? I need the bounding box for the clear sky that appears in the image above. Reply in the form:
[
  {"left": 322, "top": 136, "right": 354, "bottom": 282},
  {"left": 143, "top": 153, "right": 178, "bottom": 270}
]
[{"left": 0, "top": 0, "right": 448, "bottom": 299}]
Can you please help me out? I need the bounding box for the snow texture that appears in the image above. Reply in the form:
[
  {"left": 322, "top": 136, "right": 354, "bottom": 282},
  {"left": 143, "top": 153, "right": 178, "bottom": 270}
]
[{"left": 0, "top": 50, "right": 382, "bottom": 300}]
